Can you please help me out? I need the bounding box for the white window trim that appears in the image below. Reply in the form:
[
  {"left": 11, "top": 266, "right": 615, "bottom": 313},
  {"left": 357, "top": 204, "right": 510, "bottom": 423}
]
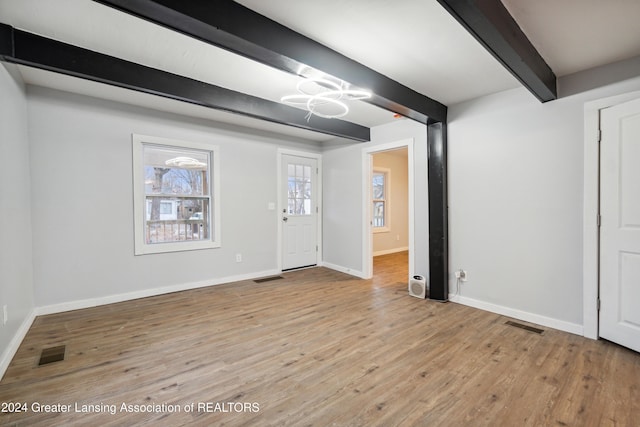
[
  {"left": 132, "top": 134, "right": 221, "bottom": 255},
  {"left": 372, "top": 167, "right": 390, "bottom": 233}
]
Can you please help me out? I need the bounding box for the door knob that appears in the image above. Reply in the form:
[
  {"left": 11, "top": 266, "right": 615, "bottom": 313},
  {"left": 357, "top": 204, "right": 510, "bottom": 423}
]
[{"left": 282, "top": 217, "right": 288, "bottom": 222}]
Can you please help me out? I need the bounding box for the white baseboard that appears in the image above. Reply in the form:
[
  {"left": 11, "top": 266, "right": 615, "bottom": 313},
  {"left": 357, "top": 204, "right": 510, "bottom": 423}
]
[
  {"left": 0, "top": 308, "right": 36, "bottom": 380},
  {"left": 373, "top": 247, "right": 409, "bottom": 257},
  {"left": 36, "top": 269, "right": 281, "bottom": 316},
  {"left": 321, "top": 261, "right": 366, "bottom": 279},
  {"left": 448, "top": 293, "right": 584, "bottom": 336}
]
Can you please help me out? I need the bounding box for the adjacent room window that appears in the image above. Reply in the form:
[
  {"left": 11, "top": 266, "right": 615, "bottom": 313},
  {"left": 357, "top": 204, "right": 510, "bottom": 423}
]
[
  {"left": 373, "top": 168, "right": 390, "bottom": 232},
  {"left": 132, "top": 134, "right": 220, "bottom": 255}
]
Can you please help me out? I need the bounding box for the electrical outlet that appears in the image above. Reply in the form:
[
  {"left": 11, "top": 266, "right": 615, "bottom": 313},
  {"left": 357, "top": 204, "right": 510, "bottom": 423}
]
[
  {"left": 3, "top": 305, "right": 7, "bottom": 325},
  {"left": 455, "top": 269, "right": 468, "bottom": 282},
  {"left": 235, "top": 253, "right": 242, "bottom": 262}
]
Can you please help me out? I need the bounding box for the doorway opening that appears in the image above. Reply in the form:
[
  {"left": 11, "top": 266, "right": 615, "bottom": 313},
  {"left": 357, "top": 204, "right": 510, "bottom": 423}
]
[
  {"left": 372, "top": 148, "right": 409, "bottom": 284},
  {"left": 362, "top": 140, "right": 414, "bottom": 284}
]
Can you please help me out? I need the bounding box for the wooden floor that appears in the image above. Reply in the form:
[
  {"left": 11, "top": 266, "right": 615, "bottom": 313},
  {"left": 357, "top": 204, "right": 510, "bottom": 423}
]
[{"left": 1, "top": 251, "right": 639, "bottom": 426}]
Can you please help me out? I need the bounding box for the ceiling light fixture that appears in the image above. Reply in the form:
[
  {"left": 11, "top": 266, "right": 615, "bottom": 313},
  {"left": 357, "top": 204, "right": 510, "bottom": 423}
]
[{"left": 281, "top": 77, "right": 372, "bottom": 120}]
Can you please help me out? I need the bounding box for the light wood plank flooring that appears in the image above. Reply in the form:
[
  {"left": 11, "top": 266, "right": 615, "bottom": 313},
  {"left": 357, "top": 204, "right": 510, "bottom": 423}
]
[{"left": 1, "top": 252, "right": 639, "bottom": 426}]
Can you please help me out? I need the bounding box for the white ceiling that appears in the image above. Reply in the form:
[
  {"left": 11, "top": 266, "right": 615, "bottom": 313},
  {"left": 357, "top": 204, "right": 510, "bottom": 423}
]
[
  {"left": 235, "top": 0, "right": 521, "bottom": 105},
  {"left": 1, "top": 0, "right": 639, "bottom": 142},
  {"left": 501, "top": 0, "right": 640, "bottom": 77}
]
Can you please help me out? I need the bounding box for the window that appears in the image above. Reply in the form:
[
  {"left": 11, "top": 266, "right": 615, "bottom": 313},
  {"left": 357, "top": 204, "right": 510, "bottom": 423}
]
[
  {"left": 133, "top": 134, "right": 220, "bottom": 255},
  {"left": 373, "top": 168, "right": 389, "bottom": 232}
]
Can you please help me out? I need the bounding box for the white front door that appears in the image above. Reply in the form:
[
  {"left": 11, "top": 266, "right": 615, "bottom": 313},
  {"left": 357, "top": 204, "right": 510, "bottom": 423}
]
[
  {"left": 281, "top": 154, "right": 318, "bottom": 270},
  {"left": 600, "top": 97, "right": 640, "bottom": 353}
]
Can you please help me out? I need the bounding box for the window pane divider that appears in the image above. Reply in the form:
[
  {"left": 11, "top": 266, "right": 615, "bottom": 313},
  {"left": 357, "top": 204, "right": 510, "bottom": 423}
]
[{"left": 145, "top": 194, "right": 210, "bottom": 199}]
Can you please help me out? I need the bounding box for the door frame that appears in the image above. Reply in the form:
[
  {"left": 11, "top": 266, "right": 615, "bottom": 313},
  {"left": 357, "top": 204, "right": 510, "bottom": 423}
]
[
  {"left": 362, "top": 139, "right": 415, "bottom": 280},
  {"left": 583, "top": 90, "right": 640, "bottom": 339},
  {"left": 277, "top": 148, "right": 322, "bottom": 272}
]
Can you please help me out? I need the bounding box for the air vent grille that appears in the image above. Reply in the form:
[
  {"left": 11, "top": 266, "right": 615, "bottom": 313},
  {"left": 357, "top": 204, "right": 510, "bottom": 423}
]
[
  {"left": 505, "top": 321, "right": 544, "bottom": 334},
  {"left": 254, "top": 276, "right": 284, "bottom": 283},
  {"left": 39, "top": 345, "right": 66, "bottom": 366}
]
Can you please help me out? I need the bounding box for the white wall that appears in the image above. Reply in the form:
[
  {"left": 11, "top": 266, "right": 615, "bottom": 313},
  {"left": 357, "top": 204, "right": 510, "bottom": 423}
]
[
  {"left": 372, "top": 150, "right": 409, "bottom": 255},
  {"left": 27, "top": 86, "right": 321, "bottom": 309},
  {"left": 448, "top": 62, "right": 640, "bottom": 333},
  {"left": 322, "top": 119, "right": 428, "bottom": 278},
  {"left": 0, "top": 64, "right": 35, "bottom": 374}
]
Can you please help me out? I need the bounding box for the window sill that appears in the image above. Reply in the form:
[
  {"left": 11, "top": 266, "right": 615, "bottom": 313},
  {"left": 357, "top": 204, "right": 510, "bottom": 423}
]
[{"left": 134, "top": 240, "right": 221, "bottom": 255}]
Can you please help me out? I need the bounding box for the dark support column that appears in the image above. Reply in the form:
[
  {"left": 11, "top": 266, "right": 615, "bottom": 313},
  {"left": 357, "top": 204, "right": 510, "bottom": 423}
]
[{"left": 427, "top": 122, "right": 448, "bottom": 301}]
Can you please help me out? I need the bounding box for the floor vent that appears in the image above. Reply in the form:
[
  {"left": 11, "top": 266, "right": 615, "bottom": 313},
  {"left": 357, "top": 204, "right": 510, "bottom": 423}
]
[
  {"left": 254, "top": 276, "right": 284, "bottom": 283},
  {"left": 505, "top": 321, "right": 544, "bottom": 335},
  {"left": 38, "top": 345, "right": 66, "bottom": 366}
]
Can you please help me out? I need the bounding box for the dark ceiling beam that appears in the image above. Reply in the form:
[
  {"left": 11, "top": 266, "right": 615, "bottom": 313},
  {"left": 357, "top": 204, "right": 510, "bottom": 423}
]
[
  {"left": 436, "top": 0, "right": 557, "bottom": 102},
  {"left": 0, "top": 24, "right": 369, "bottom": 142},
  {"left": 93, "top": 0, "right": 447, "bottom": 124}
]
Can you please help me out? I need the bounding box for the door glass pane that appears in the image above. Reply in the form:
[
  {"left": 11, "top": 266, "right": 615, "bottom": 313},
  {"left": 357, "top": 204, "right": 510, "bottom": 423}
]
[
  {"left": 296, "top": 181, "right": 305, "bottom": 197},
  {"left": 288, "top": 162, "right": 312, "bottom": 215},
  {"left": 288, "top": 180, "right": 296, "bottom": 198}
]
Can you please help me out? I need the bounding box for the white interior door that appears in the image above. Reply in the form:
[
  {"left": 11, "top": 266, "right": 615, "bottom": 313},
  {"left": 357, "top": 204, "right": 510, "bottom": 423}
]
[
  {"left": 600, "top": 97, "right": 640, "bottom": 353},
  {"left": 281, "top": 154, "right": 318, "bottom": 270}
]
